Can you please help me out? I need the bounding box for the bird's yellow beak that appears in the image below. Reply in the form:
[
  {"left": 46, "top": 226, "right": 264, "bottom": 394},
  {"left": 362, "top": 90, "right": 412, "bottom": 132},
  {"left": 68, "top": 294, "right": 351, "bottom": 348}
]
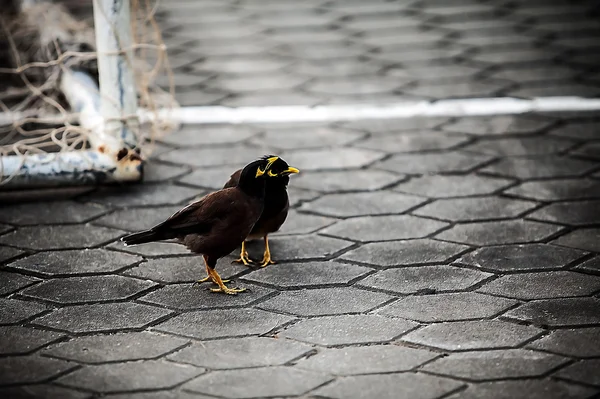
[{"left": 283, "top": 167, "right": 300, "bottom": 174}]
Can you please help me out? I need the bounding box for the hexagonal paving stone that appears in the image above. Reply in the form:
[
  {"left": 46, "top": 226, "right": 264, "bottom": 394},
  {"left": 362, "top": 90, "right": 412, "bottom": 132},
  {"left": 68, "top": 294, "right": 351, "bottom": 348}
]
[
  {"left": 447, "top": 379, "right": 596, "bottom": 399},
  {"left": 549, "top": 121, "right": 600, "bottom": 140},
  {"left": 340, "top": 117, "right": 448, "bottom": 135},
  {"left": 575, "top": 257, "right": 600, "bottom": 273},
  {"left": 478, "top": 271, "right": 600, "bottom": 300},
  {"left": 341, "top": 239, "right": 469, "bottom": 267},
  {"left": 178, "top": 164, "right": 248, "bottom": 190},
  {"left": 125, "top": 256, "right": 246, "bottom": 284},
  {"left": 184, "top": 366, "right": 331, "bottom": 399},
  {"left": 142, "top": 162, "right": 191, "bottom": 184},
  {"left": 282, "top": 148, "right": 385, "bottom": 171},
  {"left": 505, "top": 179, "right": 600, "bottom": 201},
  {"left": 282, "top": 314, "right": 418, "bottom": 347},
  {"left": 0, "top": 326, "right": 65, "bottom": 355},
  {"left": 480, "top": 156, "right": 597, "bottom": 179},
  {"left": 223, "top": 91, "right": 324, "bottom": 107},
  {"left": 504, "top": 298, "right": 600, "bottom": 327},
  {"left": 322, "top": 215, "right": 449, "bottom": 242},
  {"left": 464, "top": 137, "right": 575, "bottom": 156},
  {"left": 528, "top": 327, "right": 600, "bottom": 358},
  {"left": 154, "top": 308, "right": 293, "bottom": 340},
  {"left": 160, "top": 125, "right": 259, "bottom": 146},
  {"left": 245, "top": 235, "right": 353, "bottom": 262},
  {"left": 297, "top": 345, "right": 437, "bottom": 376},
  {"left": 404, "top": 79, "right": 512, "bottom": 99},
  {"left": 243, "top": 261, "right": 371, "bottom": 289},
  {"left": 552, "top": 228, "right": 600, "bottom": 252},
  {"left": 355, "top": 133, "right": 470, "bottom": 153},
  {"left": 254, "top": 126, "right": 364, "bottom": 150},
  {"left": 305, "top": 77, "right": 406, "bottom": 96},
  {"left": 33, "top": 303, "right": 172, "bottom": 334},
  {"left": 139, "top": 283, "right": 274, "bottom": 310},
  {"left": 378, "top": 292, "right": 517, "bottom": 322},
  {"left": 111, "top": 241, "right": 191, "bottom": 257},
  {"left": 0, "top": 245, "right": 24, "bottom": 264},
  {"left": 414, "top": 197, "right": 537, "bottom": 222},
  {"left": 56, "top": 360, "right": 204, "bottom": 393},
  {"left": 358, "top": 266, "right": 492, "bottom": 295},
  {"left": 528, "top": 200, "right": 600, "bottom": 226},
  {"left": 442, "top": 115, "right": 554, "bottom": 135},
  {"left": 94, "top": 206, "right": 183, "bottom": 232},
  {"left": 423, "top": 349, "right": 568, "bottom": 381},
  {"left": 0, "top": 201, "right": 106, "bottom": 225},
  {"left": 258, "top": 287, "right": 393, "bottom": 316},
  {"left": 0, "top": 225, "right": 124, "bottom": 250},
  {"left": 395, "top": 174, "right": 515, "bottom": 198},
  {"left": 436, "top": 220, "right": 563, "bottom": 246},
  {"left": 0, "top": 355, "right": 76, "bottom": 386},
  {"left": 0, "top": 385, "right": 90, "bottom": 399},
  {"left": 314, "top": 373, "right": 463, "bottom": 399},
  {"left": 0, "top": 298, "right": 48, "bottom": 325},
  {"left": 555, "top": 359, "right": 600, "bottom": 387},
  {"left": 0, "top": 271, "right": 39, "bottom": 295},
  {"left": 21, "top": 275, "right": 157, "bottom": 305},
  {"left": 8, "top": 249, "right": 142, "bottom": 276},
  {"left": 88, "top": 184, "right": 203, "bottom": 207},
  {"left": 376, "top": 152, "right": 493, "bottom": 174},
  {"left": 293, "top": 170, "right": 403, "bottom": 193},
  {"left": 402, "top": 320, "right": 543, "bottom": 351},
  {"left": 168, "top": 337, "right": 312, "bottom": 369},
  {"left": 275, "top": 210, "right": 336, "bottom": 235},
  {"left": 300, "top": 192, "right": 426, "bottom": 217},
  {"left": 43, "top": 332, "right": 189, "bottom": 364},
  {"left": 457, "top": 244, "right": 587, "bottom": 272}
]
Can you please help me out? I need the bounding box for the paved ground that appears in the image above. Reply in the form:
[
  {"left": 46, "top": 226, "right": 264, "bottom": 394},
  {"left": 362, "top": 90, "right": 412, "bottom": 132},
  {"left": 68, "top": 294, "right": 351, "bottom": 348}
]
[{"left": 1, "top": 0, "right": 600, "bottom": 398}]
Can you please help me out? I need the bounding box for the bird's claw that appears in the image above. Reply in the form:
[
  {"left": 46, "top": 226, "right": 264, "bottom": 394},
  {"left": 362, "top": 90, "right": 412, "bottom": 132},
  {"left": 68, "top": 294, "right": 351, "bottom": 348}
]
[
  {"left": 232, "top": 251, "right": 254, "bottom": 267},
  {"left": 210, "top": 286, "right": 246, "bottom": 295},
  {"left": 259, "top": 257, "right": 276, "bottom": 268},
  {"left": 194, "top": 277, "right": 229, "bottom": 285}
]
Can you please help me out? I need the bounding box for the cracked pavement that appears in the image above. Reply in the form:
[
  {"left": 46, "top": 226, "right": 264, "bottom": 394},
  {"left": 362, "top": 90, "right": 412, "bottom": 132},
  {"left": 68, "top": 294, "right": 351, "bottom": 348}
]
[{"left": 1, "top": 0, "right": 600, "bottom": 398}]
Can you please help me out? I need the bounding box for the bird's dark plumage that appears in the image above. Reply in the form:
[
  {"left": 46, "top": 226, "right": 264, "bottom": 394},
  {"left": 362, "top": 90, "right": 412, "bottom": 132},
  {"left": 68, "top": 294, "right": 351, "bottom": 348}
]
[
  {"left": 121, "top": 156, "right": 286, "bottom": 294},
  {"left": 223, "top": 156, "right": 299, "bottom": 267}
]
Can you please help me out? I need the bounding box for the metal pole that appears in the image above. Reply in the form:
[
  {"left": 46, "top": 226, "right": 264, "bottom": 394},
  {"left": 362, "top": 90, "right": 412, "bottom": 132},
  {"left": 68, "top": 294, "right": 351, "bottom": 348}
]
[{"left": 92, "top": 0, "right": 138, "bottom": 152}]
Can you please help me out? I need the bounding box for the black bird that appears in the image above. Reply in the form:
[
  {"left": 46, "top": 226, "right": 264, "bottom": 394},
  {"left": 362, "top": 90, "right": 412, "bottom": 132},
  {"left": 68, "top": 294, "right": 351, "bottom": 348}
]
[
  {"left": 121, "top": 156, "right": 288, "bottom": 295},
  {"left": 223, "top": 156, "right": 299, "bottom": 267}
]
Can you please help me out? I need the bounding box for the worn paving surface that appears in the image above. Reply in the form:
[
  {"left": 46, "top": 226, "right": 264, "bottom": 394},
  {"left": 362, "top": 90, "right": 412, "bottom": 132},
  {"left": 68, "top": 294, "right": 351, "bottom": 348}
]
[{"left": 2, "top": 0, "right": 600, "bottom": 398}]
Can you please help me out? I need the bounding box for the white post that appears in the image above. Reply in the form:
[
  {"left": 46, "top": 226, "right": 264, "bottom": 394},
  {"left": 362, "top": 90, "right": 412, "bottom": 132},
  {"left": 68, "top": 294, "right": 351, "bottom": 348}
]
[{"left": 92, "top": 0, "right": 138, "bottom": 152}]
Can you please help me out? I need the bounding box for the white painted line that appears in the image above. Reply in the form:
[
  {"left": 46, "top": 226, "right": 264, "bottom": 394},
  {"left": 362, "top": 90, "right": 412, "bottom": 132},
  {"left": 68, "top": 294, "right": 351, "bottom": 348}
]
[{"left": 140, "top": 96, "right": 600, "bottom": 125}]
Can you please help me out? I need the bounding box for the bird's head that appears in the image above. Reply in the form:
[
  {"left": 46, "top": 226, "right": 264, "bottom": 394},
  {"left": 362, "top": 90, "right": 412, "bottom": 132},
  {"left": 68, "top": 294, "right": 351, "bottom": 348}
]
[{"left": 238, "top": 155, "right": 299, "bottom": 195}]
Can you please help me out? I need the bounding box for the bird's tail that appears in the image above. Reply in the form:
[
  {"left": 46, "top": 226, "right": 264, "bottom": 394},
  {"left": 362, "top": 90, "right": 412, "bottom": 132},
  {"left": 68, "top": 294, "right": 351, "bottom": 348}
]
[{"left": 121, "top": 229, "right": 162, "bottom": 246}]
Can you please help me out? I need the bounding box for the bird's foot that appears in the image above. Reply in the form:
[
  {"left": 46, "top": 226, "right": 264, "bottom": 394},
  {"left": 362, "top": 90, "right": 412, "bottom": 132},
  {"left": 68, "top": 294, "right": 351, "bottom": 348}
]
[
  {"left": 259, "top": 256, "right": 276, "bottom": 268},
  {"left": 194, "top": 276, "right": 229, "bottom": 285},
  {"left": 210, "top": 286, "right": 247, "bottom": 295},
  {"left": 232, "top": 251, "right": 254, "bottom": 267}
]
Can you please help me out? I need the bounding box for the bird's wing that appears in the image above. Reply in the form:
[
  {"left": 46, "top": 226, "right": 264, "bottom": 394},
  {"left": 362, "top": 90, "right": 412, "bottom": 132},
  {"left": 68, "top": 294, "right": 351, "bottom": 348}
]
[
  {"left": 152, "top": 189, "right": 235, "bottom": 236},
  {"left": 223, "top": 168, "right": 242, "bottom": 189}
]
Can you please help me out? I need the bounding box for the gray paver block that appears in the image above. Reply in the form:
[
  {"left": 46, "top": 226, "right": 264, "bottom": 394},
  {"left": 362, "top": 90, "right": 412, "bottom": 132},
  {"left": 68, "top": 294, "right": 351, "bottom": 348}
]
[
  {"left": 413, "top": 196, "right": 537, "bottom": 222},
  {"left": 0, "top": 355, "right": 76, "bottom": 385},
  {"left": 341, "top": 239, "right": 469, "bottom": 267},
  {"left": 0, "top": 225, "right": 124, "bottom": 250},
  {"left": 314, "top": 373, "right": 463, "bottom": 399},
  {"left": 575, "top": 257, "right": 600, "bottom": 272},
  {"left": 550, "top": 121, "right": 600, "bottom": 140},
  {"left": 243, "top": 261, "right": 371, "bottom": 289},
  {"left": 0, "top": 326, "right": 65, "bottom": 356},
  {"left": 184, "top": 366, "right": 331, "bottom": 399},
  {"left": 255, "top": 126, "right": 364, "bottom": 150},
  {"left": 0, "top": 385, "right": 91, "bottom": 399},
  {"left": 33, "top": 303, "right": 172, "bottom": 334},
  {"left": 378, "top": 292, "right": 517, "bottom": 323},
  {"left": 555, "top": 359, "right": 600, "bottom": 387},
  {"left": 552, "top": 228, "right": 600, "bottom": 252},
  {"left": 159, "top": 145, "right": 266, "bottom": 168},
  {"left": 94, "top": 206, "right": 183, "bottom": 232},
  {"left": 281, "top": 314, "right": 418, "bottom": 346},
  {"left": 0, "top": 298, "right": 47, "bottom": 325},
  {"left": 154, "top": 308, "right": 294, "bottom": 340},
  {"left": 358, "top": 266, "right": 492, "bottom": 295},
  {"left": 376, "top": 152, "right": 493, "bottom": 174},
  {"left": 282, "top": 148, "right": 386, "bottom": 171},
  {"left": 402, "top": 320, "right": 544, "bottom": 351},
  {"left": 258, "top": 287, "right": 393, "bottom": 316},
  {"left": 340, "top": 117, "right": 448, "bottom": 135},
  {"left": 168, "top": 337, "right": 313, "bottom": 369},
  {"left": 276, "top": 210, "right": 337, "bottom": 235},
  {"left": 457, "top": 244, "right": 587, "bottom": 272},
  {"left": 395, "top": 174, "right": 515, "bottom": 198},
  {"left": 300, "top": 191, "right": 426, "bottom": 217},
  {"left": 178, "top": 164, "right": 249, "bottom": 190},
  {"left": 322, "top": 215, "right": 449, "bottom": 242},
  {"left": 21, "top": 275, "right": 157, "bottom": 304},
  {"left": 527, "top": 327, "right": 600, "bottom": 358},
  {"left": 0, "top": 201, "right": 106, "bottom": 225},
  {"left": 355, "top": 132, "right": 470, "bottom": 153},
  {"left": 110, "top": 241, "right": 191, "bottom": 257},
  {"left": 43, "top": 332, "right": 189, "bottom": 364},
  {"left": 477, "top": 271, "right": 600, "bottom": 299},
  {"left": 251, "top": 235, "right": 353, "bottom": 262},
  {"left": 481, "top": 156, "right": 597, "bottom": 179},
  {"left": 88, "top": 184, "right": 203, "bottom": 207},
  {"left": 56, "top": 360, "right": 204, "bottom": 393},
  {"left": 293, "top": 170, "right": 403, "bottom": 193},
  {"left": 139, "top": 283, "right": 275, "bottom": 310},
  {"left": 528, "top": 200, "right": 600, "bottom": 226},
  {"left": 447, "top": 379, "right": 596, "bottom": 399},
  {"left": 0, "top": 246, "right": 24, "bottom": 264},
  {"left": 436, "top": 220, "right": 563, "bottom": 246},
  {"left": 423, "top": 349, "right": 568, "bottom": 381},
  {"left": 505, "top": 179, "right": 600, "bottom": 201},
  {"left": 296, "top": 345, "right": 437, "bottom": 376},
  {"left": 504, "top": 297, "right": 600, "bottom": 327},
  {"left": 160, "top": 125, "right": 258, "bottom": 147},
  {"left": 465, "top": 137, "right": 575, "bottom": 156},
  {"left": 0, "top": 271, "right": 39, "bottom": 295}
]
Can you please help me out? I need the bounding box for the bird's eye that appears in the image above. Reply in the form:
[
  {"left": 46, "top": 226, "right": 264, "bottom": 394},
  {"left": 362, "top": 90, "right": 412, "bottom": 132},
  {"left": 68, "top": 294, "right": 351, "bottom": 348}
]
[{"left": 268, "top": 169, "right": 278, "bottom": 177}]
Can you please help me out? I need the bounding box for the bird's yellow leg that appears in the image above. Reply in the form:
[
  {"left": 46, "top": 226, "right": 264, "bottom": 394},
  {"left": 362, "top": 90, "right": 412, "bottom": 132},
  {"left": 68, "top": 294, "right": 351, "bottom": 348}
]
[
  {"left": 208, "top": 268, "right": 246, "bottom": 295},
  {"left": 259, "top": 235, "right": 276, "bottom": 268},
  {"left": 196, "top": 260, "right": 229, "bottom": 284},
  {"left": 232, "top": 241, "right": 253, "bottom": 266}
]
